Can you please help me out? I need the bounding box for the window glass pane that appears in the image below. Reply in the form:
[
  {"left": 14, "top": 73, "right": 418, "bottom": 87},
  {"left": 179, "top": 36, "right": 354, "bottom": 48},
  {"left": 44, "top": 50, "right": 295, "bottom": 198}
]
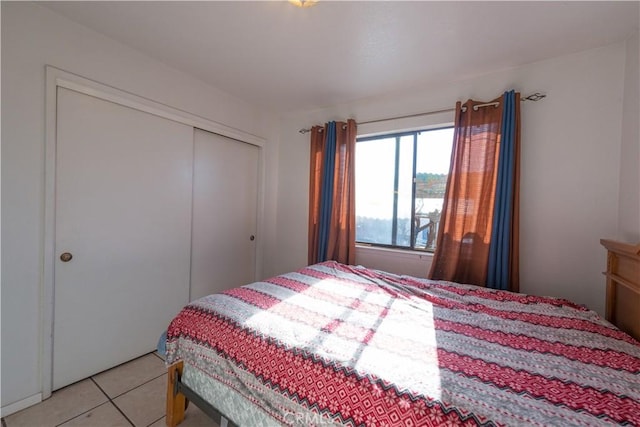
[
  {"left": 395, "top": 135, "right": 414, "bottom": 247},
  {"left": 355, "top": 127, "right": 453, "bottom": 251},
  {"left": 414, "top": 128, "right": 454, "bottom": 250},
  {"left": 355, "top": 138, "right": 396, "bottom": 245}
]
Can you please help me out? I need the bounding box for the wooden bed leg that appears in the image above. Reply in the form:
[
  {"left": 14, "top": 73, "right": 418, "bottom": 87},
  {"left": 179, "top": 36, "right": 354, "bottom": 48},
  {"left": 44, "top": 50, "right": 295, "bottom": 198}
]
[{"left": 166, "top": 361, "right": 186, "bottom": 427}]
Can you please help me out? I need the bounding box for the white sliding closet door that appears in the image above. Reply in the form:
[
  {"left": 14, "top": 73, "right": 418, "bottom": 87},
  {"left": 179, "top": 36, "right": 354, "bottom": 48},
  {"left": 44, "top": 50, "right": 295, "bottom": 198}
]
[
  {"left": 53, "top": 88, "right": 193, "bottom": 390},
  {"left": 190, "top": 129, "right": 259, "bottom": 300}
]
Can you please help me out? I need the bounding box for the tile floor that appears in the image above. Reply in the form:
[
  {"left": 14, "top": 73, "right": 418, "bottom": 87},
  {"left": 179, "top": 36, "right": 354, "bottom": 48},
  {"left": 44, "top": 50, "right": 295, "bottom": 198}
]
[{"left": 2, "top": 353, "right": 217, "bottom": 427}]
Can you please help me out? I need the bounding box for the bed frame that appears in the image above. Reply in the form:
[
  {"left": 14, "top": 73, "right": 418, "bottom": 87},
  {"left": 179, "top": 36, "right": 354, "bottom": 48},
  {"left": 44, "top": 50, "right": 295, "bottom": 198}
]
[
  {"left": 165, "top": 240, "right": 640, "bottom": 426},
  {"left": 166, "top": 361, "right": 239, "bottom": 427},
  {"left": 600, "top": 239, "right": 640, "bottom": 342}
]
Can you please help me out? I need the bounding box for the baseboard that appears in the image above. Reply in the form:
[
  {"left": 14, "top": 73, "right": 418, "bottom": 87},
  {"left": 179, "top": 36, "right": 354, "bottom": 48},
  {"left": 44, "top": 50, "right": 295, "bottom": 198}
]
[{"left": 0, "top": 393, "right": 42, "bottom": 418}]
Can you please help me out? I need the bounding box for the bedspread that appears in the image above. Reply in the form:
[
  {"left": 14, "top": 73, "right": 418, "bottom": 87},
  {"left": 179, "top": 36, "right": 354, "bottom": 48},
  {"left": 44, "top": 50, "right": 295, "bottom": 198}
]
[{"left": 166, "top": 261, "right": 640, "bottom": 426}]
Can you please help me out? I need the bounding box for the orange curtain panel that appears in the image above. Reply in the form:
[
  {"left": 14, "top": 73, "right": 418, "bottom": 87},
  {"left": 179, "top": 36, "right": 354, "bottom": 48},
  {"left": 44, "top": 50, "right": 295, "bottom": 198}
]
[
  {"left": 308, "top": 119, "right": 357, "bottom": 265},
  {"left": 429, "top": 91, "right": 520, "bottom": 291}
]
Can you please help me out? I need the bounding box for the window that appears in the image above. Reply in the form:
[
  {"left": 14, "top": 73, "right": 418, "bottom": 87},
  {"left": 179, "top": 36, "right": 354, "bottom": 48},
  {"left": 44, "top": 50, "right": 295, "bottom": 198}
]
[{"left": 355, "top": 127, "right": 454, "bottom": 251}]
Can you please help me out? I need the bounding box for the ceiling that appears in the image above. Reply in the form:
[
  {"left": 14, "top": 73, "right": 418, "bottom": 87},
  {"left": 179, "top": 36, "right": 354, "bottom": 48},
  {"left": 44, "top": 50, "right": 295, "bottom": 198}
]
[{"left": 41, "top": 1, "right": 639, "bottom": 114}]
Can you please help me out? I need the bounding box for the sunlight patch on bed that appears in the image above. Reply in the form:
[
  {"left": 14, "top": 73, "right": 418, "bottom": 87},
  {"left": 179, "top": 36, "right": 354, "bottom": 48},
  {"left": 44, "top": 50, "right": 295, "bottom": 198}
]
[
  {"left": 242, "top": 276, "right": 443, "bottom": 401},
  {"left": 356, "top": 297, "right": 442, "bottom": 401}
]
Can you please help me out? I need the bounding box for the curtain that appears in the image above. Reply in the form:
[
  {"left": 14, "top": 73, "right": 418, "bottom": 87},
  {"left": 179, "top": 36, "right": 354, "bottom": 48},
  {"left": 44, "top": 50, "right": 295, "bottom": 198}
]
[
  {"left": 308, "top": 119, "right": 357, "bottom": 265},
  {"left": 429, "top": 91, "right": 520, "bottom": 291},
  {"left": 487, "top": 91, "right": 520, "bottom": 291}
]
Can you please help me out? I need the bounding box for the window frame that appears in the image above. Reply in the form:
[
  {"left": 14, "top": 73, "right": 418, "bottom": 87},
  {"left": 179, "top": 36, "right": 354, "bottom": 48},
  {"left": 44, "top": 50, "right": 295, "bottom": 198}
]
[{"left": 355, "top": 125, "right": 453, "bottom": 253}]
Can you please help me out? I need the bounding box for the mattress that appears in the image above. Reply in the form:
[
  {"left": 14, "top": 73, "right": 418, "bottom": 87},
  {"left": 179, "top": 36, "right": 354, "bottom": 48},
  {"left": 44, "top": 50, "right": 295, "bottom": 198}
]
[{"left": 166, "top": 261, "right": 640, "bottom": 426}]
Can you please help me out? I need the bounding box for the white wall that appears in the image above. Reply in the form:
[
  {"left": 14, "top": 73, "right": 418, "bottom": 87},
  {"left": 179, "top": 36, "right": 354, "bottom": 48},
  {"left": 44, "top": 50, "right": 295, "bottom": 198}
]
[
  {"left": 618, "top": 30, "right": 640, "bottom": 242},
  {"left": 1, "top": 2, "right": 280, "bottom": 412},
  {"left": 356, "top": 246, "right": 434, "bottom": 278},
  {"left": 275, "top": 42, "right": 628, "bottom": 317},
  {"left": 2, "top": 0, "right": 635, "bottom": 414}
]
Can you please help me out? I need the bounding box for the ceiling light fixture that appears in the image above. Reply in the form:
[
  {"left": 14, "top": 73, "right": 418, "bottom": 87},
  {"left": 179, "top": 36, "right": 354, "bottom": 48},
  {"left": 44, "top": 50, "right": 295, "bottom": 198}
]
[{"left": 289, "top": 0, "right": 318, "bottom": 8}]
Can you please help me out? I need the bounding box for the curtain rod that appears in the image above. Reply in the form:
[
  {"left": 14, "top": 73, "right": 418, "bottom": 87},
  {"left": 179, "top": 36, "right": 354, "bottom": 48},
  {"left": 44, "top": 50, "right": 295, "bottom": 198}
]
[{"left": 298, "top": 92, "right": 546, "bottom": 134}]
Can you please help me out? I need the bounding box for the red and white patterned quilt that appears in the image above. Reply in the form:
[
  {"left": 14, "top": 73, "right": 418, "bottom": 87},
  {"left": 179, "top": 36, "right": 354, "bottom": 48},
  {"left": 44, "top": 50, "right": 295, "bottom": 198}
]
[{"left": 166, "top": 261, "right": 640, "bottom": 426}]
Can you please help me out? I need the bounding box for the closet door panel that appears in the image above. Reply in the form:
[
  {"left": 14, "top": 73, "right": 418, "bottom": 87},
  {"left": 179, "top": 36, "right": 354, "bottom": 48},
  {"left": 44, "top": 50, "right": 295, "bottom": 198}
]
[
  {"left": 191, "top": 129, "right": 259, "bottom": 300},
  {"left": 53, "top": 87, "right": 193, "bottom": 390}
]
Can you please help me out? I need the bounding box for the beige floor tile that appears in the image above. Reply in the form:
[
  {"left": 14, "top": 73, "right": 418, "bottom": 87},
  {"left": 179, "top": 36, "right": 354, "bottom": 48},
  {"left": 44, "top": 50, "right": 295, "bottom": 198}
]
[
  {"left": 93, "top": 353, "right": 166, "bottom": 398},
  {"left": 147, "top": 417, "right": 165, "bottom": 427},
  {"left": 58, "top": 402, "right": 131, "bottom": 427},
  {"left": 113, "top": 375, "right": 166, "bottom": 427},
  {"left": 4, "top": 379, "right": 108, "bottom": 427}
]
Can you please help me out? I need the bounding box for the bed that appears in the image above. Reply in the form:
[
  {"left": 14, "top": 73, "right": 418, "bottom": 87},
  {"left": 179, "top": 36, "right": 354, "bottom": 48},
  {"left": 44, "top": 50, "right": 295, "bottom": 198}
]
[{"left": 164, "top": 254, "right": 640, "bottom": 426}]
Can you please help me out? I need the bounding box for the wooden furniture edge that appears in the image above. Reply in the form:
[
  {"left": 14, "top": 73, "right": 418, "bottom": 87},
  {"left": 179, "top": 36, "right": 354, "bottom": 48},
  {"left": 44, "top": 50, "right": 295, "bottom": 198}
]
[
  {"left": 600, "top": 239, "right": 640, "bottom": 341},
  {"left": 600, "top": 239, "right": 640, "bottom": 257},
  {"left": 166, "top": 361, "right": 186, "bottom": 427}
]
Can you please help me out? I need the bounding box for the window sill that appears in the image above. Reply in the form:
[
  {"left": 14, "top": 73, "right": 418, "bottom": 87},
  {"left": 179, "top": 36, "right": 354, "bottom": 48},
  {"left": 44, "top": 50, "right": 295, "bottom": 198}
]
[{"left": 355, "top": 244, "right": 434, "bottom": 260}]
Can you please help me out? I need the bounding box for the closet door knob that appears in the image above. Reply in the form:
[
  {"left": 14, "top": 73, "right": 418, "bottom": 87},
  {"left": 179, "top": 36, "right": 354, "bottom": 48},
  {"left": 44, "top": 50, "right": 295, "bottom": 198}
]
[
  {"left": 249, "top": 235, "right": 255, "bottom": 241},
  {"left": 60, "top": 252, "right": 73, "bottom": 262}
]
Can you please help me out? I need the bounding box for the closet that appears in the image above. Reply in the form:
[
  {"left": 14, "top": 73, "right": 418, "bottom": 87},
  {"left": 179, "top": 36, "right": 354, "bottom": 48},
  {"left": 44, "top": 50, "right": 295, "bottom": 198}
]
[
  {"left": 191, "top": 129, "right": 259, "bottom": 301},
  {"left": 52, "top": 86, "right": 259, "bottom": 390}
]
